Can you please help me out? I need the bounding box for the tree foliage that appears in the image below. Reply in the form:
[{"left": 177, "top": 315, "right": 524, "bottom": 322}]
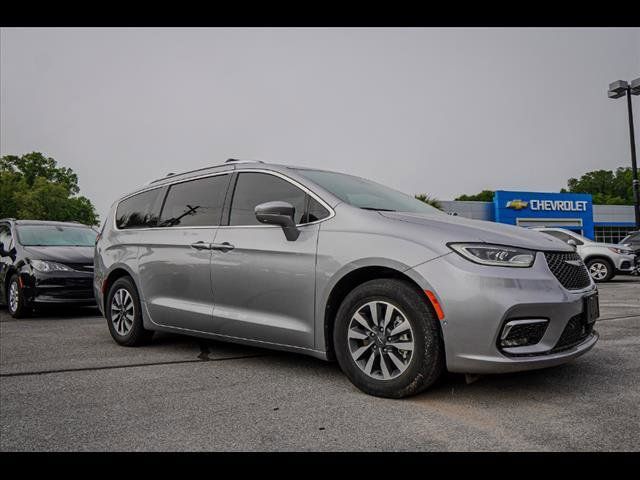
[
  {"left": 0, "top": 152, "right": 99, "bottom": 225},
  {"left": 414, "top": 193, "right": 442, "bottom": 210},
  {"left": 561, "top": 167, "right": 636, "bottom": 205},
  {"left": 454, "top": 190, "right": 495, "bottom": 202},
  {"left": 452, "top": 167, "right": 637, "bottom": 205}
]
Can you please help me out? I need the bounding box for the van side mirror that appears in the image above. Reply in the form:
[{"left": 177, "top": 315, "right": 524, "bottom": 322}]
[
  {"left": 255, "top": 201, "right": 300, "bottom": 241},
  {"left": 567, "top": 239, "right": 578, "bottom": 250}
]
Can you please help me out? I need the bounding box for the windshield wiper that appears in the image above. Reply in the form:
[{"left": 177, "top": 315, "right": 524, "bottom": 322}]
[{"left": 360, "top": 207, "right": 397, "bottom": 212}]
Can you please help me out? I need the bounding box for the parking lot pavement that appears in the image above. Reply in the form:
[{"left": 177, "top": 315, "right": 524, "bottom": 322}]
[{"left": 1, "top": 278, "right": 639, "bottom": 451}]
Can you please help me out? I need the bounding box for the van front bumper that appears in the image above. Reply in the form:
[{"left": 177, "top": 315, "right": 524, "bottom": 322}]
[
  {"left": 409, "top": 251, "right": 598, "bottom": 374},
  {"left": 20, "top": 270, "right": 96, "bottom": 305}
]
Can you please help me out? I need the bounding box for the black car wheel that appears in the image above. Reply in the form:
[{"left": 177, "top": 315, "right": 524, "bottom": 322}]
[
  {"left": 7, "top": 274, "right": 31, "bottom": 318},
  {"left": 333, "top": 278, "right": 444, "bottom": 398},
  {"left": 106, "top": 276, "right": 153, "bottom": 346}
]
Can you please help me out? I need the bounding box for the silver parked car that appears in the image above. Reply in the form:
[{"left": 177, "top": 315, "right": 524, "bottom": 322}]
[
  {"left": 532, "top": 227, "right": 636, "bottom": 282},
  {"left": 95, "top": 160, "right": 600, "bottom": 398}
]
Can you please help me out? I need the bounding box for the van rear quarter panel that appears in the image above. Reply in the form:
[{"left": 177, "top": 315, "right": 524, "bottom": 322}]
[{"left": 95, "top": 221, "right": 142, "bottom": 312}]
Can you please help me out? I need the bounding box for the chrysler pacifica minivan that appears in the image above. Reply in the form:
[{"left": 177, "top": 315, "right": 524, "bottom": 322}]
[
  {"left": 95, "top": 160, "right": 599, "bottom": 398},
  {"left": 1, "top": 219, "right": 97, "bottom": 317}
]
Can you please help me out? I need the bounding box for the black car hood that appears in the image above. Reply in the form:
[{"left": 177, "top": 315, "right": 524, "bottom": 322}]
[{"left": 22, "top": 246, "right": 94, "bottom": 264}]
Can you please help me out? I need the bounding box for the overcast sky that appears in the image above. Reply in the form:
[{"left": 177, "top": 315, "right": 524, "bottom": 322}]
[{"left": 2, "top": 28, "right": 639, "bottom": 224}]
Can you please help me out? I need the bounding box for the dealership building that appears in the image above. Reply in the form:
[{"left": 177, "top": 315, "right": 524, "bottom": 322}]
[{"left": 441, "top": 190, "right": 637, "bottom": 244}]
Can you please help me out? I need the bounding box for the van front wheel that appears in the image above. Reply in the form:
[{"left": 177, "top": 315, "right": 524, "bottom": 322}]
[
  {"left": 7, "top": 274, "right": 31, "bottom": 319},
  {"left": 333, "top": 279, "right": 444, "bottom": 398}
]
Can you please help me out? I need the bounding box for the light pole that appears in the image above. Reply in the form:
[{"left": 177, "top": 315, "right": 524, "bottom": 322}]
[{"left": 608, "top": 78, "right": 640, "bottom": 229}]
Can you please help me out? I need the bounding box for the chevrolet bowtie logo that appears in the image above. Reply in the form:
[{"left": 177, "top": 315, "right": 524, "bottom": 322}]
[{"left": 506, "top": 199, "right": 529, "bottom": 210}]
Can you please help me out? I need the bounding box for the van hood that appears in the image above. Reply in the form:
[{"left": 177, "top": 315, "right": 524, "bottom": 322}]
[
  {"left": 379, "top": 211, "right": 573, "bottom": 252},
  {"left": 23, "top": 245, "right": 94, "bottom": 264}
]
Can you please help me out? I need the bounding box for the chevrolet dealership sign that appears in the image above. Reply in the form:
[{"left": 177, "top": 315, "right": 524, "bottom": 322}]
[
  {"left": 494, "top": 190, "right": 595, "bottom": 239},
  {"left": 506, "top": 198, "right": 589, "bottom": 212}
]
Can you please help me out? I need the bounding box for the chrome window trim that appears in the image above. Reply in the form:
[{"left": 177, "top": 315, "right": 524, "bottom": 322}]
[{"left": 113, "top": 168, "right": 335, "bottom": 232}]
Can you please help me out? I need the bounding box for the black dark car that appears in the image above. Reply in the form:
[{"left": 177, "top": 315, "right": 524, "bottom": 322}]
[{"left": 0, "top": 219, "right": 97, "bottom": 318}]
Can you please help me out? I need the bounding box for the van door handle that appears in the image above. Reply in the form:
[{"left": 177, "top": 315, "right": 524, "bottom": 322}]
[
  {"left": 190, "top": 241, "right": 213, "bottom": 250},
  {"left": 211, "top": 242, "right": 235, "bottom": 252}
]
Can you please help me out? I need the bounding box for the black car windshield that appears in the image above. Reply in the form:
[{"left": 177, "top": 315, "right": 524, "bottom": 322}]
[
  {"left": 17, "top": 225, "right": 97, "bottom": 247},
  {"left": 294, "top": 169, "right": 443, "bottom": 214}
]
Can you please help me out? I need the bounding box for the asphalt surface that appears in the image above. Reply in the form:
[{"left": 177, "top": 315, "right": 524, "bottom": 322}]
[{"left": 1, "top": 278, "right": 639, "bottom": 451}]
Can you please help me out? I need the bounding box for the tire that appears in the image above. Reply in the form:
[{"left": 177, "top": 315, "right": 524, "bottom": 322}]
[
  {"left": 586, "top": 258, "right": 614, "bottom": 283},
  {"left": 105, "top": 276, "right": 153, "bottom": 346},
  {"left": 6, "top": 274, "right": 32, "bottom": 319},
  {"left": 333, "top": 278, "right": 444, "bottom": 398}
]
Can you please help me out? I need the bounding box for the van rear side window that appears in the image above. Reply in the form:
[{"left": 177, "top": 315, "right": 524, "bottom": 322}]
[
  {"left": 158, "top": 174, "right": 230, "bottom": 227},
  {"left": 116, "top": 189, "right": 163, "bottom": 229}
]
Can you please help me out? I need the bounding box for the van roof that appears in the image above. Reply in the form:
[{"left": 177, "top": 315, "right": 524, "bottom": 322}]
[{"left": 117, "top": 159, "right": 344, "bottom": 209}]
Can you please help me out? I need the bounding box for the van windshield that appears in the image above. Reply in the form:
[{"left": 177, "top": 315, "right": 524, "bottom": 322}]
[
  {"left": 17, "top": 225, "right": 97, "bottom": 247},
  {"left": 294, "top": 169, "right": 443, "bottom": 214}
]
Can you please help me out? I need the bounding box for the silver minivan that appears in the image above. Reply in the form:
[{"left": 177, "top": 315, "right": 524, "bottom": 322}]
[{"left": 95, "top": 160, "right": 599, "bottom": 398}]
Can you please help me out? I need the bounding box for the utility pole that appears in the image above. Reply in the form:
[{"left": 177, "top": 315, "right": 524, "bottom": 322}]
[{"left": 608, "top": 78, "right": 640, "bottom": 229}]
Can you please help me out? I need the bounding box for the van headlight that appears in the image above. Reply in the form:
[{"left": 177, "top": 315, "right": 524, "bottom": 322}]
[
  {"left": 30, "top": 259, "right": 73, "bottom": 273},
  {"left": 448, "top": 243, "right": 536, "bottom": 267}
]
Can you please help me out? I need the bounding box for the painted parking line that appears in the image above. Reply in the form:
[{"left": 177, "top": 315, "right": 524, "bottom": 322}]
[{"left": 0, "top": 353, "right": 270, "bottom": 378}]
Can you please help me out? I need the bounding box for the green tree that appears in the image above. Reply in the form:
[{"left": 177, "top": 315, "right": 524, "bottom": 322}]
[
  {"left": 561, "top": 167, "right": 636, "bottom": 205},
  {"left": 0, "top": 152, "right": 99, "bottom": 225},
  {"left": 414, "top": 193, "right": 442, "bottom": 210},
  {"left": 454, "top": 190, "right": 495, "bottom": 202}
]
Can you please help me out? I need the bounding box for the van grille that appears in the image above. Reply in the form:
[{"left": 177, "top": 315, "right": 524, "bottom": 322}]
[{"left": 543, "top": 252, "right": 591, "bottom": 290}]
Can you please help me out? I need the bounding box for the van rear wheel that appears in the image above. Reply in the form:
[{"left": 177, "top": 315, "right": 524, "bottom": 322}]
[
  {"left": 333, "top": 278, "right": 444, "bottom": 398},
  {"left": 106, "top": 277, "right": 153, "bottom": 346}
]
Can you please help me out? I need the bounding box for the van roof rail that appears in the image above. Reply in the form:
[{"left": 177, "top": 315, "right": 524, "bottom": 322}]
[
  {"left": 225, "top": 158, "right": 264, "bottom": 164},
  {"left": 147, "top": 159, "right": 265, "bottom": 185},
  {"left": 147, "top": 166, "right": 222, "bottom": 185}
]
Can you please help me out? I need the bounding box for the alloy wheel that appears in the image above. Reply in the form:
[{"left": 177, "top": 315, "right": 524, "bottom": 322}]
[
  {"left": 347, "top": 301, "right": 415, "bottom": 381},
  {"left": 110, "top": 288, "right": 135, "bottom": 335},
  {"left": 589, "top": 262, "right": 608, "bottom": 281},
  {"left": 8, "top": 281, "right": 19, "bottom": 313}
]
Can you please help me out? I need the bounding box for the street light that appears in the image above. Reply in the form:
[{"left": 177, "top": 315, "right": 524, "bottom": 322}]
[{"left": 608, "top": 77, "right": 640, "bottom": 229}]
